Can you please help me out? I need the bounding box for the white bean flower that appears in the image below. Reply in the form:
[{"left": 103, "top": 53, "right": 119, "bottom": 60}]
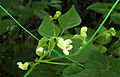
[
  {"left": 36, "top": 47, "right": 46, "bottom": 56},
  {"left": 17, "top": 62, "right": 29, "bottom": 70},
  {"left": 57, "top": 37, "right": 73, "bottom": 55}
]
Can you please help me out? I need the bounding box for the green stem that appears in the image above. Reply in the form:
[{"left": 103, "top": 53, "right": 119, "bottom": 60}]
[
  {"left": 91, "top": 30, "right": 110, "bottom": 42},
  {"left": 23, "top": 64, "right": 37, "bottom": 77},
  {"left": 46, "top": 55, "right": 66, "bottom": 62},
  {"left": 40, "top": 61, "right": 76, "bottom": 65},
  {"left": 59, "top": 30, "right": 64, "bottom": 36},
  {"left": 23, "top": 52, "right": 49, "bottom": 77},
  {"left": 0, "top": 5, "right": 39, "bottom": 41}
]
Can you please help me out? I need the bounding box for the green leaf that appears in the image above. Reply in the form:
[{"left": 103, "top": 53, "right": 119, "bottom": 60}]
[
  {"left": 86, "top": 2, "right": 109, "bottom": 15},
  {"left": 87, "top": 28, "right": 95, "bottom": 40},
  {"left": 62, "top": 34, "right": 73, "bottom": 39},
  {"left": 58, "top": 5, "right": 81, "bottom": 30},
  {"left": 0, "top": 0, "right": 19, "bottom": 8},
  {"left": 33, "top": 10, "right": 49, "bottom": 19},
  {"left": 97, "top": 45, "right": 107, "bottom": 53},
  {"left": 38, "top": 37, "right": 49, "bottom": 47},
  {"left": 115, "top": 30, "right": 120, "bottom": 38},
  {"left": 115, "top": 47, "right": 120, "bottom": 56},
  {"left": 63, "top": 51, "right": 120, "bottom": 77},
  {"left": 71, "top": 44, "right": 98, "bottom": 63},
  {"left": 108, "top": 39, "right": 120, "bottom": 52},
  {"left": 74, "top": 28, "right": 80, "bottom": 34},
  {"left": 95, "top": 26, "right": 111, "bottom": 45},
  {"left": 111, "top": 13, "right": 120, "bottom": 25},
  {"left": 20, "top": 6, "right": 34, "bottom": 21},
  {"left": 38, "top": 17, "right": 61, "bottom": 37},
  {"left": 0, "top": 19, "right": 13, "bottom": 34},
  {"left": 32, "top": 1, "right": 48, "bottom": 10},
  {"left": 95, "top": 36, "right": 111, "bottom": 45},
  {"left": 63, "top": 65, "right": 84, "bottom": 77},
  {"left": 48, "top": 39, "right": 55, "bottom": 55},
  {"left": 86, "top": 51, "right": 120, "bottom": 77},
  {"left": 30, "top": 64, "right": 57, "bottom": 77}
]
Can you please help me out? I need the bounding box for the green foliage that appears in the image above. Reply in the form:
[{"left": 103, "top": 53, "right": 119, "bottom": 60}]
[
  {"left": 19, "top": 6, "right": 34, "bottom": 21},
  {"left": 0, "top": 0, "right": 120, "bottom": 77},
  {"left": 30, "top": 64, "right": 59, "bottom": 77},
  {"left": 0, "top": 19, "right": 14, "bottom": 34},
  {"left": 63, "top": 65, "right": 84, "bottom": 77},
  {"left": 70, "top": 44, "right": 98, "bottom": 63},
  {"left": 32, "top": 1, "right": 48, "bottom": 10},
  {"left": 33, "top": 10, "right": 49, "bottom": 19},
  {"left": 0, "top": 0, "right": 19, "bottom": 8},
  {"left": 96, "top": 45, "right": 107, "bottom": 53},
  {"left": 95, "top": 27, "right": 112, "bottom": 45},
  {"left": 111, "top": 13, "right": 120, "bottom": 25},
  {"left": 87, "top": 2, "right": 109, "bottom": 15},
  {"left": 48, "top": 39, "right": 56, "bottom": 55},
  {"left": 58, "top": 5, "right": 81, "bottom": 30},
  {"left": 38, "top": 17, "right": 61, "bottom": 37},
  {"left": 64, "top": 51, "right": 120, "bottom": 77},
  {"left": 87, "top": 2, "right": 120, "bottom": 25},
  {"left": 38, "top": 37, "right": 49, "bottom": 47}
]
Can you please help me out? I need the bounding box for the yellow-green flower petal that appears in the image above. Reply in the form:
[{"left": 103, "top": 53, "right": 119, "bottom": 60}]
[
  {"left": 63, "top": 49, "right": 69, "bottom": 55},
  {"left": 17, "top": 62, "right": 29, "bottom": 70},
  {"left": 81, "top": 26, "right": 87, "bottom": 34},
  {"left": 65, "top": 39, "right": 72, "bottom": 45},
  {"left": 66, "top": 45, "right": 73, "bottom": 50},
  {"left": 57, "top": 37, "right": 73, "bottom": 55}
]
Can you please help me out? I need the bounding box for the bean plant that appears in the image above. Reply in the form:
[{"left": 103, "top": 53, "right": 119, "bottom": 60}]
[{"left": 0, "top": 0, "right": 120, "bottom": 77}]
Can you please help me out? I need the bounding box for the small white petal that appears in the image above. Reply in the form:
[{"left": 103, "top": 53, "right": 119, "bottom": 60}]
[
  {"left": 79, "top": 46, "right": 82, "bottom": 49},
  {"left": 17, "top": 62, "right": 22, "bottom": 65},
  {"left": 63, "top": 49, "right": 69, "bottom": 55},
  {"left": 57, "top": 37, "right": 64, "bottom": 42},
  {"left": 66, "top": 45, "right": 73, "bottom": 50},
  {"left": 17, "top": 62, "right": 22, "bottom": 68},
  {"left": 65, "top": 39, "right": 72, "bottom": 45},
  {"left": 57, "top": 38, "right": 66, "bottom": 49},
  {"left": 36, "top": 47, "right": 44, "bottom": 52}
]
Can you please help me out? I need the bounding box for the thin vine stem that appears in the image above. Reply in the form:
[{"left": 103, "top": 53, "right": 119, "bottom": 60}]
[
  {"left": 59, "top": 30, "right": 65, "bottom": 36},
  {"left": 0, "top": 5, "right": 39, "bottom": 41},
  {"left": 91, "top": 30, "right": 110, "bottom": 42},
  {"left": 40, "top": 61, "right": 76, "bottom": 65}
]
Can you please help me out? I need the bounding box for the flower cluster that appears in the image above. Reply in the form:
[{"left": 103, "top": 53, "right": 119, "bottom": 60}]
[
  {"left": 109, "top": 27, "right": 116, "bottom": 36},
  {"left": 80, "top": 26, "right": 88, "bottom": 39},
  {"left": 49, "top": 11, "right": 61, "bottom": 20},
  {"left": 72, "top": 26, "right": 88, "bottom": 46},
  {"left": 103, "top": 27, "right": 116, "bottom": 39},
  {"left": 57, "top": 37, "right": 73, "bottom": 55}
]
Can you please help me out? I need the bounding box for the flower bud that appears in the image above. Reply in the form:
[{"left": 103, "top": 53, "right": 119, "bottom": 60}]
[
  {"left": 82, "top": 41, "right": 87, "bottom": 46},
  {"left": 56, "top": 11, "right": 61, "bottom": 16},
  {"left": 80, "top": 33, "right": 87, "bottom": 39},
  {"left": 109, "top": 28, "right": 116, "bottom": 36},
  {"left": 80, "top": 26, "right": 87, "bottom": 34},
  {"left": 53, "top": 11, "right": 61, "bottom": 19},
  {"left": 49, "top": 16, "right": 53, "bottom": 20},
  {"left": 36, "top": 47, "right": 45, "bottom": 56},
  {"left": 104, "top": 33, "right": 110, "bottom": 39}
]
